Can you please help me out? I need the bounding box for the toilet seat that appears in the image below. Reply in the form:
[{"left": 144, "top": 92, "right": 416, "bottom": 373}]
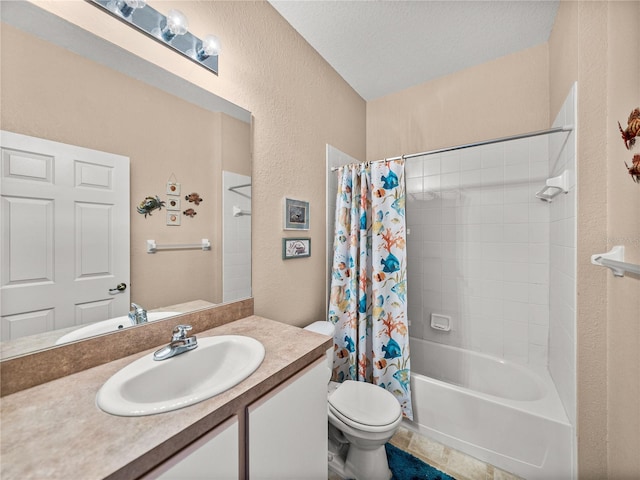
[{"left": 328, "top": 380, "right": 402, "bottom": 433}]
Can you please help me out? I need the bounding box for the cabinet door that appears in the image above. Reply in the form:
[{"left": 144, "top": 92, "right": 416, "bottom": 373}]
[
  {"left": 248, "top": 358, "right": 327, "bottom": 479},
  {"left": 145, "top": 416, "right": 239, "bottom": 480}
]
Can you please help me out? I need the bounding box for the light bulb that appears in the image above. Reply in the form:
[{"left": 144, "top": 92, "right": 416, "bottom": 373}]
[
  {"left": 116, "top": 0, "right": 146, "bottom": 19},
  {"left": 196, "top": 35, "right": 221, "bottom": 60},
  {"left": 160, "top": 9, "right": 189, "bottom": 42}
]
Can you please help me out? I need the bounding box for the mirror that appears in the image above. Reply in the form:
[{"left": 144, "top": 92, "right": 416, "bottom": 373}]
[{"left": 0, "top": 2, "right": 251, "bottom": 359}]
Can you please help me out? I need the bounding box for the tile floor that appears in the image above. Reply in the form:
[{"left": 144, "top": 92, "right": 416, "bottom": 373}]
[{"left": 329, "top": 426, "right": 524, "bottom": 480}]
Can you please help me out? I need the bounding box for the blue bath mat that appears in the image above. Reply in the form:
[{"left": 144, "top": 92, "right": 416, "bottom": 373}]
[{"left": 386, "top": 443, "right": 456, "bottom": 480}]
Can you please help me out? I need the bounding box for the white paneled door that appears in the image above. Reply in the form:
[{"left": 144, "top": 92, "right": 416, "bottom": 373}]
[{"left": 0, "top": 131, "right": 130, "bottom": 342}]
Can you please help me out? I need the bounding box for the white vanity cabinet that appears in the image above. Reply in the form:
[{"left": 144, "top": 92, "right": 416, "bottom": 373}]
[
  {"left": 247, "top": 358, "right": 328, "bottom": 479},
  {"left": 146, "top": 416, "right": 239, "bottom": 480},
  {"left": 141, "top": 358, "right": 327, "bottom": 480}
]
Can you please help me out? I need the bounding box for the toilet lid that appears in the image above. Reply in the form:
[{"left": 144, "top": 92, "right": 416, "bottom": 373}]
[
  {"left": 328, "top": 380, "right": 402, "bottom": 428},
  {"left": 303, "top": 321, "right": 335, "bottom": 336}
]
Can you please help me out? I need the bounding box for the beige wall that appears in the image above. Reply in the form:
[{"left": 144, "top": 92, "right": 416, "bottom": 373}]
[
  {"left": 367, "top": 43, "right": 549, "bottom": 161},
  {"left": 190, "top": 0, "right": 366, "bottom": 324},
  {"left": 222, "top": 115, "right": 252, "bottom": 178},
  {"left": 604, "top": 2, "right": 640, "bottom": 478},
  {"left": 24, "top": 0, "right": 366, "bottom": 325},
  {"left": 550, "top": 2, "right": 640, "bottom": 478},
  {"left": 0, "top": 22, "right": 252, "bottom": 309}
]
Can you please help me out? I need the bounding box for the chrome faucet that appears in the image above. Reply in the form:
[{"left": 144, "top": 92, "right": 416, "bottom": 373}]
[
  {"left": 153, "top": 324, "right": 198, "bottom": 361},
  {"left": 128, "top": 303, "right": 148, "bottom": 325}
]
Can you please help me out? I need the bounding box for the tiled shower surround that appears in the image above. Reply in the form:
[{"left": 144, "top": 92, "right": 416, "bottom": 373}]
[
  {"left": 406, "top": 134, "right": 553, "bottom": 364},
  {"left": 406, "top": 85, "right": 576, "bottom": 378},
  {"left": 222, "top": 171, "right": 252, "bottom": 302}
]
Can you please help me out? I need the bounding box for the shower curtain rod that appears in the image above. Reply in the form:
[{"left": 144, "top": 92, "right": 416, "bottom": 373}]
[{"left": 331, "top": 125, "right": 573, "bottom": 171}]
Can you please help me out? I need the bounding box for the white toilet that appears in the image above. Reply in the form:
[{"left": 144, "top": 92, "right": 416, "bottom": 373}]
[{"left": 304, "top": 321, "right": 403, "bottom": 480}]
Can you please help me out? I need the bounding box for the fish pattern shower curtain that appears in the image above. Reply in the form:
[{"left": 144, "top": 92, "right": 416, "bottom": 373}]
[{"left": 328, "top": 159, "right": 413, "bottom": 419}]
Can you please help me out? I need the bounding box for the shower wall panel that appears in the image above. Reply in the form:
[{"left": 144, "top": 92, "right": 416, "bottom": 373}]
[
  {"left": 223, "top": 171, "right": 252, "bottom": 302},
  {"left": 406, "top": 135, "right": 552, "bottom": 365}
]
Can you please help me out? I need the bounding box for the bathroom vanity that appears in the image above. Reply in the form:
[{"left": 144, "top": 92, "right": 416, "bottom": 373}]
[{"left": 0, "top": 315, "right": 332, "bottom": 479}]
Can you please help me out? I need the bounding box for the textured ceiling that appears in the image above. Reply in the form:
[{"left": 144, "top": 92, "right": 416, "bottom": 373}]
[{"left": 269, "top": 1, "right": 560, "bottom": 100}]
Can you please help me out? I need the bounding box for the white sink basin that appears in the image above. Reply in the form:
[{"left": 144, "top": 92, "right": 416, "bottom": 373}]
[
  {"left": 55, "top": 312, "right": 176, "bottom": 345},
  {"left": 97, "top": 335, "right": 265, "bottom": 416}
]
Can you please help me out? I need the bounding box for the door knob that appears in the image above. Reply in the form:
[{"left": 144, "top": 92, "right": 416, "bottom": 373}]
[{"left": 109, "top": 283, "right": 127, "bottom": 294}]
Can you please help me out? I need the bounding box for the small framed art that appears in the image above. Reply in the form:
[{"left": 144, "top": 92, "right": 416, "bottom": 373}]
[
  {"left": 167, "top": 211, "right": 181, "bottom": 226},
  {"left": 167, "top": 182, "right": 181, "bottom": 195},
  {"left": 284, "top": 198, "right": 310, "bottom": 230},
  {"left": 166, "top": 197, "right": 181, "bottom": 211},
  {"left": 282, "top": 238, "right": 311, "bottom": 259}
]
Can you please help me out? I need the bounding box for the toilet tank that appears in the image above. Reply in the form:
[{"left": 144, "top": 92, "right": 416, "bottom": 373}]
[{"left": 304, "top": 321, "right": 335, "bottom": 375}]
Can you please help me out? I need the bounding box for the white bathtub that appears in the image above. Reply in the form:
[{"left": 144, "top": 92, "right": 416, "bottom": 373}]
[{"left": 407, "top": 337, "right": 574, "bottom": 479}]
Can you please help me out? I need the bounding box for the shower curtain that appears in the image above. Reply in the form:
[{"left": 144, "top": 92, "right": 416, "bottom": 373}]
[{"left": 328, "top": 159, "right": 413, "bottom": 419}]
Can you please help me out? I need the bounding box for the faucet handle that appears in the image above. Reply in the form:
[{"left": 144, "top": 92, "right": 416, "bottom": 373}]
[{"left": 172, "top": 324, "right": 193, "bottom": 341}]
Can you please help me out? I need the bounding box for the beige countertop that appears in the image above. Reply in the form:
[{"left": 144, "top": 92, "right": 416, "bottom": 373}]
[{"left": 0, "top": 316, "right": 331, "bottom": 480}]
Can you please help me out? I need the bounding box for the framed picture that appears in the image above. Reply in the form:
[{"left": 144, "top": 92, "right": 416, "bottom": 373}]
[
  {"left": 284, "top": 198, "right": 310, "bottom": 230},
  {"left": 282, "top": 238, "right": 311, "bottom": 259}
]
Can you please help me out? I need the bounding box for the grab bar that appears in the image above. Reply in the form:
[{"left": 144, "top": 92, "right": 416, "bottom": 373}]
[
  {"left": 147, "top": 239, "right": 211, "bottom": 254},
  {"left": 591, "top": 246, "right": 640, "bottom": 277}
]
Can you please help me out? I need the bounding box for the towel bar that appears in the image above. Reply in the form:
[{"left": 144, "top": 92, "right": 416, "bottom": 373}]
[
  {"left": 591, "top": 246, "right": 640, "bottom": 277},
  {"left": 147, "top": 239, "right": 211, "bottom": 254}
]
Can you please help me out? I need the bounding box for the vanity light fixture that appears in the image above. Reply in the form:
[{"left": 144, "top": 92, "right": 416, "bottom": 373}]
[{"left": 88, "top": 0, "right": 220, "bottom": 75}]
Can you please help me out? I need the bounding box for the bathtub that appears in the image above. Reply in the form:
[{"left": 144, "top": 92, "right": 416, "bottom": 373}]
[{"left": 407, "top": 337, "right": 573, "bottom": 479}]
